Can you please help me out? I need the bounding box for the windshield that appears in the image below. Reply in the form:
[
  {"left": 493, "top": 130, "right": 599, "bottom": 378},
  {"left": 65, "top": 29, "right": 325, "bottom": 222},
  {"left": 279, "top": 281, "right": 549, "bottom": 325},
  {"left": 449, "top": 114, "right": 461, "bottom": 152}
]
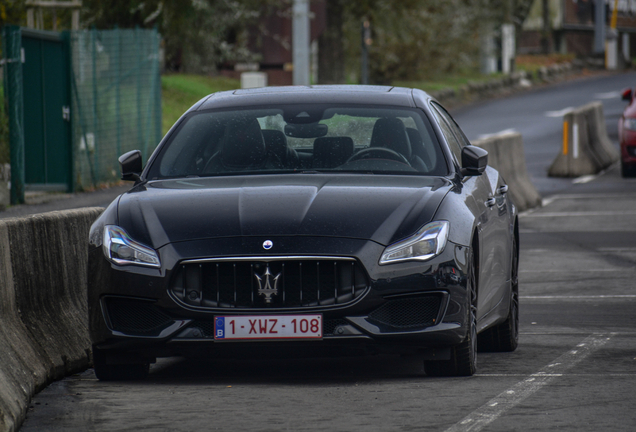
[{"left": 146, "top": 105, "right": 448, "bottom": 179}]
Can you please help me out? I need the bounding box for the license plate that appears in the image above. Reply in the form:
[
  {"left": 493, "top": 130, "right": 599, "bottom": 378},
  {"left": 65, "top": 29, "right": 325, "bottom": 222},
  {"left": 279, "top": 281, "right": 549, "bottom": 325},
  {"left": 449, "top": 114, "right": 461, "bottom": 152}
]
[{"left": 214, "top": 315, "right": 322, "bottom": 340}]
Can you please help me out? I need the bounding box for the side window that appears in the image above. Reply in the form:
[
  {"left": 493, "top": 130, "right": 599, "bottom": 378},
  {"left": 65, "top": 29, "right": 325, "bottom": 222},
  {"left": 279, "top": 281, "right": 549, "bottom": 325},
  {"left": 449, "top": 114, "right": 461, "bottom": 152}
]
[
  {"left": 431, "top": 103, "right": 462, "bottom": 164},
  {"left": 434, "top": 103, "right": 471, "bottom": 148}
]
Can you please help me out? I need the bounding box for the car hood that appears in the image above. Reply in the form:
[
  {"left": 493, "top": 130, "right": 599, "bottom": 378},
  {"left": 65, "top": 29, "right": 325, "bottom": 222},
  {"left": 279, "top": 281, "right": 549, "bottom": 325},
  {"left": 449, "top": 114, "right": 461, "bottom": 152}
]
[{"left": 117, "top": 174, "right": 452, "bottom": 249}]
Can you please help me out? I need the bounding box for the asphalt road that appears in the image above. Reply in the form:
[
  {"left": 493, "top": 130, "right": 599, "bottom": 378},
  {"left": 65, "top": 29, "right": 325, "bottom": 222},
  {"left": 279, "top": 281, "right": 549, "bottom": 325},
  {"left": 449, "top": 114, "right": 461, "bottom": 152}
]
[
  {"left": 17, "top": 72, "right": 636, "bottom": 431},
  {"left": 19, "top": 164, "right": 636, "bottom": 431}
]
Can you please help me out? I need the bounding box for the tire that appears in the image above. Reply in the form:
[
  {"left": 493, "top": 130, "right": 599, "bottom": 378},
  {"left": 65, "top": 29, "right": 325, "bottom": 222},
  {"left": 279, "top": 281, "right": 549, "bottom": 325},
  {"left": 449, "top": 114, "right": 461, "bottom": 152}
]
[
  {"left": 622, "top": 161, "right": 636, "bottom": 178},
  {"left": 478, "top": 235, "right": 519, "bottom": 352},
  {"left": 93, "top": 348, "right": 150, "bottom": 381},
  {"left": 425, "top": 250, "right": 478, "bottom": 377}
]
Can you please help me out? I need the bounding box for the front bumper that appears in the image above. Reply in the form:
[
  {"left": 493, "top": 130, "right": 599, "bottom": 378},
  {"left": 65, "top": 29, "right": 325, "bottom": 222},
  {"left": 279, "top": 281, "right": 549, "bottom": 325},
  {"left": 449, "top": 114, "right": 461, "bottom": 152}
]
[{"left": 88, "top": 236, "right": 471, "bottom": 360}]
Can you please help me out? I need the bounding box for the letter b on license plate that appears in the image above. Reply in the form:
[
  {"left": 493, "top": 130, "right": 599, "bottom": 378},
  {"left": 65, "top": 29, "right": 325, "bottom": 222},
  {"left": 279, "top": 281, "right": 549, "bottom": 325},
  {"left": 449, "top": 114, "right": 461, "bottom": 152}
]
[{"left": 214, "top": 315, "right": 322, "bottom": 340}]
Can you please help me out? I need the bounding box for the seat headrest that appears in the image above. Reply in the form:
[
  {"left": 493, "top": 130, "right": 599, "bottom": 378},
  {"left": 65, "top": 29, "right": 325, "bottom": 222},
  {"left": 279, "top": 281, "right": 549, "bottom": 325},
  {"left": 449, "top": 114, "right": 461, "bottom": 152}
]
[
  {"left": 370, "top": 118, "right": 412, "bottom": 159},
  {"left": 262, "top": 130, "right": 288, "bottom": 161},
  {"left": 221, "top": 117, "right": 267, "bottom": 167}
]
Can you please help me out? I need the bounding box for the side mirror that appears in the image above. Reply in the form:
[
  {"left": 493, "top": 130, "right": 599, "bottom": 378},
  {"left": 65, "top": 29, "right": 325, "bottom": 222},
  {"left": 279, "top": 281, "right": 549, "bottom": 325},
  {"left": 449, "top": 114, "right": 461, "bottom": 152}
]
[
  {"left": 460, "top": 146, "right": 488, "bottom": 177},
  {"left": 622, "top": 88, "right": 633, "bottom": 102},
  {"left": 119, "top": 150, "right": 143, "bottom": 182}
]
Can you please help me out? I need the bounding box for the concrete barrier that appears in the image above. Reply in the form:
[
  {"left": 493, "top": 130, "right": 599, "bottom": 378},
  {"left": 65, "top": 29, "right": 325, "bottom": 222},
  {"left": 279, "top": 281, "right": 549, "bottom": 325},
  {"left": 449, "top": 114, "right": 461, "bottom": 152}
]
[
  {"left": 548, "top": 101, "right": 619, "bottom": 177},
  {"left": 0, "top": 208, "right": 103, "bottom": 432},
  {"left": 472, "top": 131, "right": 542, "bottom": 212}
]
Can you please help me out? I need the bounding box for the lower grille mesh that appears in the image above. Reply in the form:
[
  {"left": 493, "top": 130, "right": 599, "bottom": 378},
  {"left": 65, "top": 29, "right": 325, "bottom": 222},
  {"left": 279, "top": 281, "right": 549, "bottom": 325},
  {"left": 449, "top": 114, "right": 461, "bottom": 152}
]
[
  {"left": 105, "top": 297, "right": 174, "bottom": 336},
  {"left": 368, "top": 295, "right": 442, "bottom": 329}
]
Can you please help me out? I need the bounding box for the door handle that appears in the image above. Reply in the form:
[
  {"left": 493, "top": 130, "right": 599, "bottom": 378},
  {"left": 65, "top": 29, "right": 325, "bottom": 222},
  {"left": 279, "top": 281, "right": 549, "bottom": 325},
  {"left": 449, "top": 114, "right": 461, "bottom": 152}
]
[
  {"left": 497, "top": 185, "right": 509, "bottom": 195},
  {"left": 486, "top": 197, "right": 496, "bottom": 207}
]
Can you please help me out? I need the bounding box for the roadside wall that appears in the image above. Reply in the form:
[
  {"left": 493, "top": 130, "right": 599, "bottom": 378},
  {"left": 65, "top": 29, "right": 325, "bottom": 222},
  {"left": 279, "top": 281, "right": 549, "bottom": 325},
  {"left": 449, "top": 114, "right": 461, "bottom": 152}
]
[
  {"left": 473, "top": 132, "right": 542, "bottom": 212},
  {"left": 0, "top": 208, "right": 103, "bottom": 432}
]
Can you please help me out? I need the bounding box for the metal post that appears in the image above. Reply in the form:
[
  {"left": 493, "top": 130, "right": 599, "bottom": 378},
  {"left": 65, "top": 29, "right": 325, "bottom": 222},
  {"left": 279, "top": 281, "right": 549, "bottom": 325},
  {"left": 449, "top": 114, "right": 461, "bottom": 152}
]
[
  {"left": 361, "top": 20, "right": 370, "bottom": 85},
  {"left": 292, "top": 0, "right": 310, "bottom": 86},
  {"left": 594, "top": 0, "right": 606, "bottom": 54},
  {"left": 3, "top": 26, "right": 25, "bottom": 204}
]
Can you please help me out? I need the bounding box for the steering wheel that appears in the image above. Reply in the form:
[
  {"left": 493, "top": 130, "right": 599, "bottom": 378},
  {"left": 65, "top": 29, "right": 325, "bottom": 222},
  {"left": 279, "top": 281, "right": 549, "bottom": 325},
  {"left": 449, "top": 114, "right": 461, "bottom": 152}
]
[{"left": 346, "top": 147, "right": 411, "bottom": 166}]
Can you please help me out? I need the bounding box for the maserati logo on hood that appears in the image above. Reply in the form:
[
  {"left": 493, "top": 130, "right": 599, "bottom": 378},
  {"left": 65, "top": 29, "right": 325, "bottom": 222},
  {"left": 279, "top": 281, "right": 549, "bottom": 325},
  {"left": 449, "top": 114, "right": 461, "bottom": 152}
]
[
  {"left": 254, "top": 265, "right": 280, "bottom": 304},
  {"left": 263, "top": 240, "right": 273, "bottom": 250}
]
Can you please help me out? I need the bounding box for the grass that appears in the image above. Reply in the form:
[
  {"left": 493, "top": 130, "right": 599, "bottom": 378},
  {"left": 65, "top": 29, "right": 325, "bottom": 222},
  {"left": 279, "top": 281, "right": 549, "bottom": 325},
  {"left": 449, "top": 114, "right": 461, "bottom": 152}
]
[
  {"left": 161, "top": 74, "right": 240, "bottom": 134},
  {"left": 395, "top": 72, "right": 505, "bottom": 93},
  {"left": 515, "top": 53, "right": 576, "bottom": 73}
]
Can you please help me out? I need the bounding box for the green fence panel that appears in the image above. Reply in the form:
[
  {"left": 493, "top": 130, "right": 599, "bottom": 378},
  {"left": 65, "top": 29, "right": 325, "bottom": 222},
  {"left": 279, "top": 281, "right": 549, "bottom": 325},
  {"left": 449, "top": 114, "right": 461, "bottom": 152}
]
[{"left": 69, "top": 28, "right": 162, "bottom": 190}]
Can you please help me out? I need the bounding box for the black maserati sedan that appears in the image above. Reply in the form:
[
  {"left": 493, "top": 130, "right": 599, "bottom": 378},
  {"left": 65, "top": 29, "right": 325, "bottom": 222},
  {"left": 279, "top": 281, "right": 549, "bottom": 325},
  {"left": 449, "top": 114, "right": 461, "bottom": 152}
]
[{"left": 87, "top": 85, "right": 519, "bottom": 380}]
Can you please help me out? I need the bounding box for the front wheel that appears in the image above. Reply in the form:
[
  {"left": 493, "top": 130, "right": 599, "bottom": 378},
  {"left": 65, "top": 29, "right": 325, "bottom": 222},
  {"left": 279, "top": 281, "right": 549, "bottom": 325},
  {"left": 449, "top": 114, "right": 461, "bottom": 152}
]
[
  {"left": 479, "top": 233, "right": 519, "bottom": 352},
  {"left": 622, "top": 161, "right": 636, "bottom": 178}
]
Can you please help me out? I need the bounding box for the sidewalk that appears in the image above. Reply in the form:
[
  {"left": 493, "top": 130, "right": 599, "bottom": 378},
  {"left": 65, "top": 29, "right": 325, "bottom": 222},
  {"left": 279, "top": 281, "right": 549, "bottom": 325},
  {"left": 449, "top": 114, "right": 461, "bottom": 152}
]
[{"left": 0, "top": 185, "right": 130, "bottom": 219}]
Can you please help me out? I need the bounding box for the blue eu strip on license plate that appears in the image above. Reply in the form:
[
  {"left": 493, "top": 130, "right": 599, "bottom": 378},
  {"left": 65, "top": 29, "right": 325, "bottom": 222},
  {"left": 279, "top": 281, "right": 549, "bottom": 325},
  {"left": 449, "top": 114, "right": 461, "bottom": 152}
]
[{"left": 214, "top": 315, "right": 322, "bottom": 340}]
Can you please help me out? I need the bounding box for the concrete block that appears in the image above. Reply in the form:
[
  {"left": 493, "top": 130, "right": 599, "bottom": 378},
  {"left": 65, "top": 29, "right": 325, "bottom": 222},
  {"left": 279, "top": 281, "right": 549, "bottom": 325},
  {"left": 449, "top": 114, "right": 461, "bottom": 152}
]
[
  {"left": 473, "top": 132, "right": 542, "bottom": 212},
  {"left": 548, "top": 102, "right": 619, "bottom": 178},
  {"left": 0, "top": 208, "right": 104, "bottom": 432}
]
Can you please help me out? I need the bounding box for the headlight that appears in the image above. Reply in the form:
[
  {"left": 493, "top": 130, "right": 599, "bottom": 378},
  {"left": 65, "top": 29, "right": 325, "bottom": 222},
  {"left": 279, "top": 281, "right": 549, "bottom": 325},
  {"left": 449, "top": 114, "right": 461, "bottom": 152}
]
[
  {"left": 103, "top": 225, "right": 160, "bottom": 267},
  {"left": 379, "top": 221, "right": 449, "bottom": 265},
  {"left": 624, "top": 118, "right": 636, "bottom": 131}
]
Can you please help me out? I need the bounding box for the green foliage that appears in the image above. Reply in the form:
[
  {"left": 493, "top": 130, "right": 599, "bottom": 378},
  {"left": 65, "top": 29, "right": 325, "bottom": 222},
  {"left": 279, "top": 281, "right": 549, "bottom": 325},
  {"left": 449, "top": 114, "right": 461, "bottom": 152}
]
[
  {"left": 161, "top": 74, "right": 240, "bottom": 134},
  {"left": 82, "top": 0, "right": 275, "bottom": 73},
  {"left": 342, "top": 0, "right": 495, "bottom": 84}
]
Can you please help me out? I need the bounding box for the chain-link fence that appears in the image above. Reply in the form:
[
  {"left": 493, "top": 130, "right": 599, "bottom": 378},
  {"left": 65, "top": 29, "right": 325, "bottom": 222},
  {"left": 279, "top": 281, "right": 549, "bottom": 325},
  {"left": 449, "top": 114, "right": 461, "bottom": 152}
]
[
  {"left": 70, "top": 28, "right": 162, "bottom": 190},
  {"left": 2, "top": 26, "right": 161, "bottom": 199}
]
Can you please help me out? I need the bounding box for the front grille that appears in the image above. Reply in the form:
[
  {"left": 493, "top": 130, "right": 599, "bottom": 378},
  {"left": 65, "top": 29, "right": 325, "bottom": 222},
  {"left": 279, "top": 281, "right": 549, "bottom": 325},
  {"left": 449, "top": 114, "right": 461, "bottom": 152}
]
[
  {"left": 104, "top": 297, "right": 174, "bottom": 336},
  {"left": 170, "top": 258, "right": 369, "bottom": 310},
  {"left": 368, "top": 295, "right": 442, "bottom": 329},
  {"left": 628, "top": 146, "right": 636, "bottom": 157}
]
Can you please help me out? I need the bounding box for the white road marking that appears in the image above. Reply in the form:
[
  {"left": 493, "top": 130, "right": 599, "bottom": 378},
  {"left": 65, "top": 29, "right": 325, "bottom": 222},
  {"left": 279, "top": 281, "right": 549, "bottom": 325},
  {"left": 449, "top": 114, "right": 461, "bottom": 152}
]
[
  {"left": 572, "top": 174, "right": 596, "bottom": 184},
  {"left": 475, "top": 373, "right": 636, "bottom": 377},
  {"left": 598, "top": 247, "right": 636, "bottom": 252},
  {"left": 544, "top": 107, "right": 573, "bottom": 118},
  {"left": 519, "top": 269, "right": 622, "bottom": 273},
  {"left": 477, "top": 129, "right": 517, "bottom": 140},
  {"left": 544, "top": 193, "right": 636, "bottom": 200},
  {"left": 521, "top": 295, "right": 636, "bottom": 299},
  {"left": 521, "top": 211, "right": 636, "bottom": 217},
  {"left": 444, "top": 334, "right": 610, "bottom": 432},
  {"left": 594, "top": 91, "right": 621, "bottom": 99}
]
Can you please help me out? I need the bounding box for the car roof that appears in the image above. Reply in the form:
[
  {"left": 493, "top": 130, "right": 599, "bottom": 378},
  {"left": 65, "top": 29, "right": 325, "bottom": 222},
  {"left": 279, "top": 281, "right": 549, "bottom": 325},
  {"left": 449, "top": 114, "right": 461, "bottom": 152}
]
[{"left": 195, "top": 85, "right": 432, "bottom": 111}]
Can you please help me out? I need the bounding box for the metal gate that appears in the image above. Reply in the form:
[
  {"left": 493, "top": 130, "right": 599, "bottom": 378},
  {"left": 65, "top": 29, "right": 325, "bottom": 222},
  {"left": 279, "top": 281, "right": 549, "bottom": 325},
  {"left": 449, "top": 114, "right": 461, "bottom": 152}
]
[{"left": 22, "top": 28, "right": 72, "bottom": 191}]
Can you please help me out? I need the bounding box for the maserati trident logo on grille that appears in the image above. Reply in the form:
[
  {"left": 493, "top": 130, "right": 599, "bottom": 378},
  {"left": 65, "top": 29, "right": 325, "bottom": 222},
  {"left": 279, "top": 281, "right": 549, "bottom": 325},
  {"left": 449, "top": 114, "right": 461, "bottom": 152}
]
[
  {"left": 263, "top": 240, "right": 273, "bottom": 250},
  {"left": 254, "top": 265, "right": 280, "bottom": 304}
]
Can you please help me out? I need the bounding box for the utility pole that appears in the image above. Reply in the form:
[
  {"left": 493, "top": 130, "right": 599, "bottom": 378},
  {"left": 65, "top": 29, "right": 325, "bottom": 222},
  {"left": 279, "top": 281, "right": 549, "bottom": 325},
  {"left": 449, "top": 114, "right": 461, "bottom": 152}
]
[
  {"left": 593, "top": 0, "right": 606, "bottom": 54},
  {"left": 541, "top": 0, "right": 550, "bottom": 54},
  {"left": 361, "top": 20, "right": 371, "bottom": 85},
  {"left": 292, "top": 0, "right": 310, "bottom": 86}
]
